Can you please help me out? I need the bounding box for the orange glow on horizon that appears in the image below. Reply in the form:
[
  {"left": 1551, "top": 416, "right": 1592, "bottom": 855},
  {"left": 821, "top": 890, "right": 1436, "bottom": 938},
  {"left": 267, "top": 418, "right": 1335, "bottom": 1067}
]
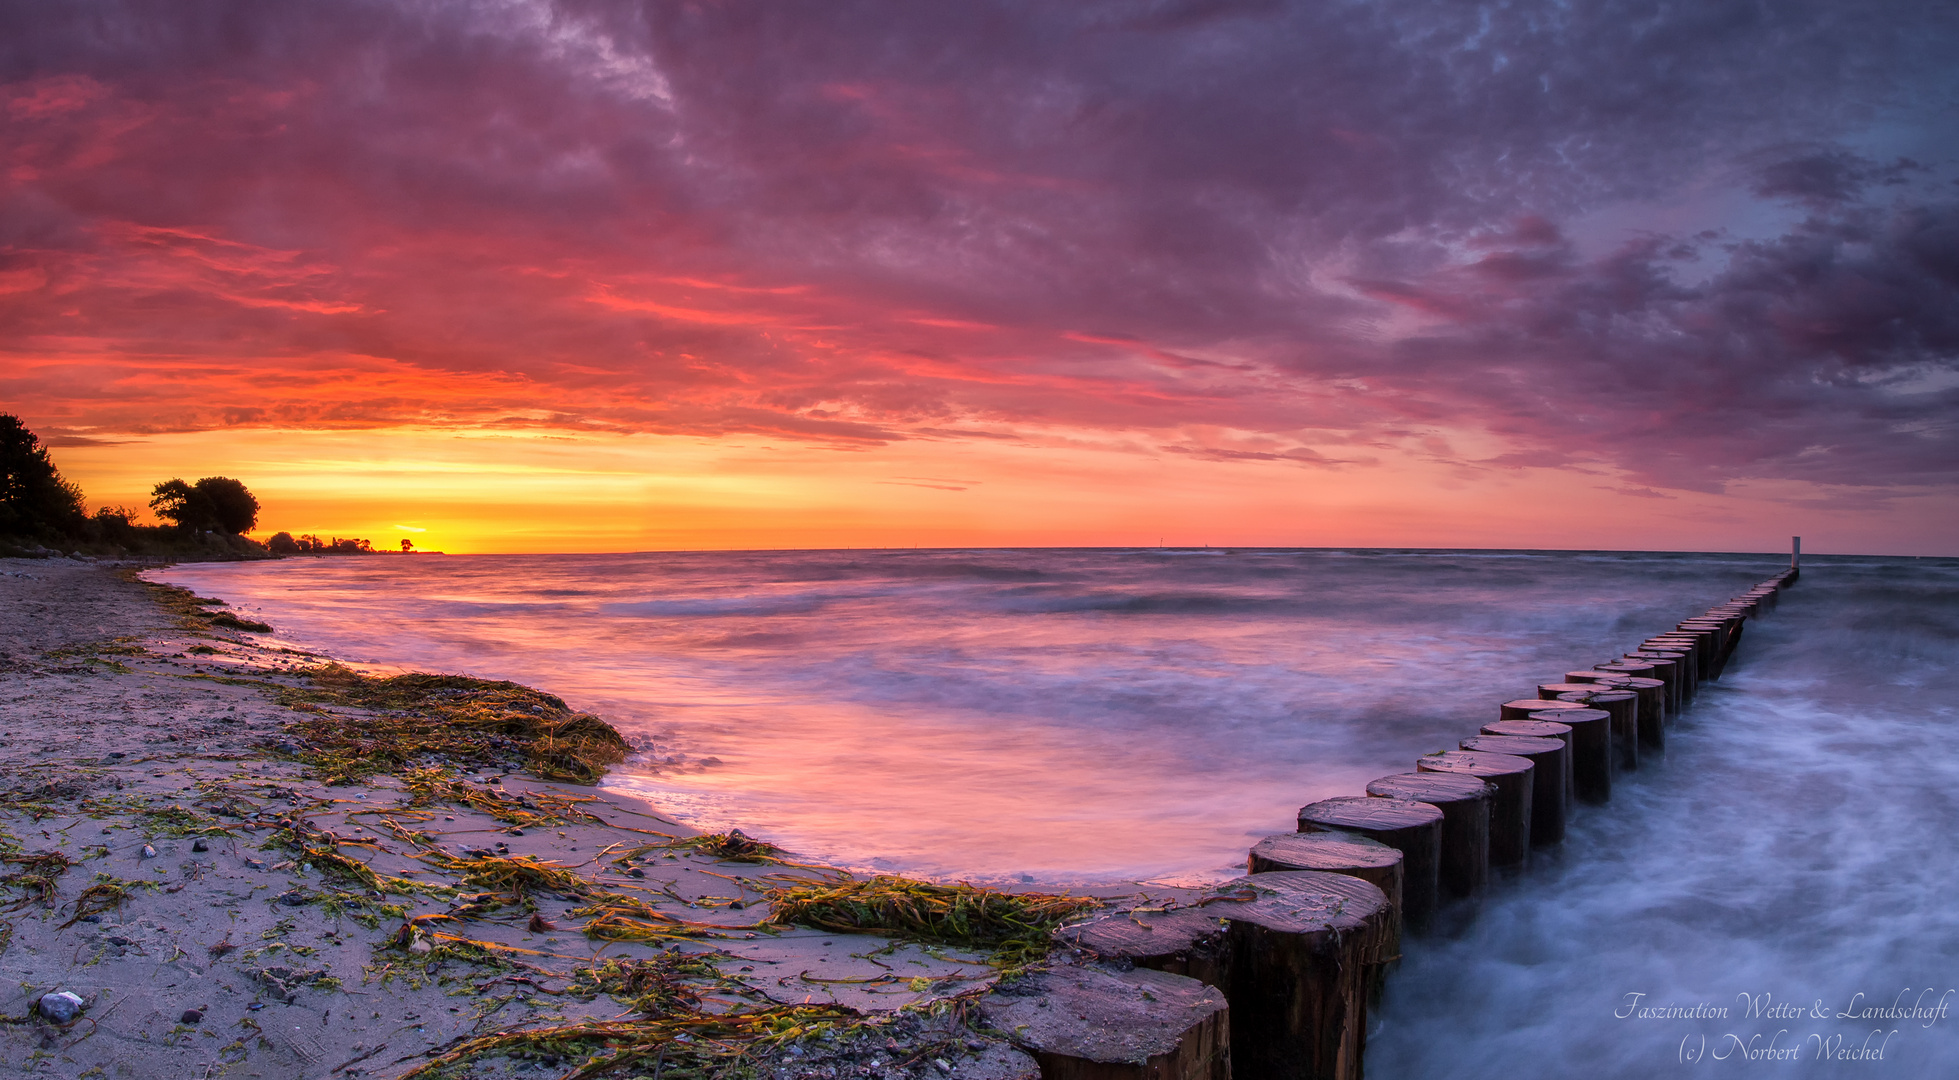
[{"left": 38, "top": 425, "right": 1958, "bottom": 558}]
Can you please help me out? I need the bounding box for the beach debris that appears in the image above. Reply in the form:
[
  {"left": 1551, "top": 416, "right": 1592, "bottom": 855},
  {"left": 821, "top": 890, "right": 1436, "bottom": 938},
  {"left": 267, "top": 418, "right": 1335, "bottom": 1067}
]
[
  {"left": 139, "top": 844, "right": 157, "bottom": 859},
  {"left": 37, "top": 990, "right": 85, "bottom": 1023},
  {"left": 396, "top": 1003, "right": 860, "bottom": 1080},
  {"left": 253, "top": 964, "right": 330, "bottom": 1003},
  {"left": 435, "top": 851, "right": 591, "bottom": 903},
  {"left": 191, "top": 838, "right": 208, "bottom": 852},
  {"left": 59, "top": 880, "right": 129, "bottom": 928},
  {"left": 180, "top": 1008, "right": 203, "bottom": 1024},
  {"left": 272, "top": 665, "right": 629, "bottom": 784},
  {"left": 206, "top": 611, "right": 273, "bottom": 633},
  {"left": 663, "top": 828, "right": 786, "bottom": 864},
  {"left": 763, "top": 875, "right": 1101, "bottom": 968},
  {"left": 1, "top": 851, "right": 74, "bottom": 908}
]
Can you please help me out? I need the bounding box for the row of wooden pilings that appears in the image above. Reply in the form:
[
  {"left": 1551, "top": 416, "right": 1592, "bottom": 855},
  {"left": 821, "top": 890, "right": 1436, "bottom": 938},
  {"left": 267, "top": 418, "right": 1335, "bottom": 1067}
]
[{"left": 979, "top": 563, "right": 1799, "bottom": 1080}]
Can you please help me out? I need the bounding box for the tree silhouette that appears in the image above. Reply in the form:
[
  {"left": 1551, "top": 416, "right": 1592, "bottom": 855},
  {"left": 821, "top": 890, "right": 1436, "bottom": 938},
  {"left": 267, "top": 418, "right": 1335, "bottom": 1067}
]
[
  {"left": 0, "top": 415, "right": 87, "bottom": 538},
  {"left": 150, "top": 476, "right": 260, "bottom": 534},
  {"left": 196, "top": 477, "right": 260, "bottom": 533}
]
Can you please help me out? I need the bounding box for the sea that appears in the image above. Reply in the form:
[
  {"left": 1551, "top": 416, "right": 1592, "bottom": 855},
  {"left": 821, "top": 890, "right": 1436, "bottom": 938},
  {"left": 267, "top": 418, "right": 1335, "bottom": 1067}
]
[{"left": 153, "top": 548, "right": 1959, "bottom": 1076}]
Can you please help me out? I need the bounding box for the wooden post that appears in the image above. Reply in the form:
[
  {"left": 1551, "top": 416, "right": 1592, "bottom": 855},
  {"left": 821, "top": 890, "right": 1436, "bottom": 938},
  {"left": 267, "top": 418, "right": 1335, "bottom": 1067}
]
[
  {"left": 1500, "top": 697, "right": 1586, "bottom": 722},
  {"left": 1564, "top": 670, "right": 1635, "bottom": 688},
  {"left": 1296, "top": 796, "right": 1442, "bottom": 933},
  {"left": 1642, "top": 638, "right": 1701, "bottom": 696},
  {"left": 1594, "top": 659, "right": 1660, "bottom": 717},
  {"left": 1055, "top": 908, "right": 1233, "bottom": 992},
  {"left": 1460, "top": 735, "right": 1565, "bottom": 845},
  {"left": 1660, "top": 627, "right": 1719, "bottom": 681},
  {"left": 1557, "top": 689, "right": 1637, "bottom": 771},
  {"left": 1364, "top": 772, "right": 1492, "bottom": 899},
  {"left": 1247, "top": 830, "right": 1405, "bottom": 1004},
  {"left": 978, "top": 964, "right": 1230, "bottom": 1080},
  {"left": 1623, "top": 653, "right": 1681, "bottom": 713},
  {"left": 1536, "top": 681, "right": 1606, "bottom": 699},
  {"left": 1416, "top": 750, "right": 1532, "bottom": 870},
  {"left": 1248, "top": 830, "right": 1404, "bottom": 917},
  {"left": 1482, "top": 718, "right": 1575, "bottom": 811},
  {"left": 1678, "top": 619, "right": 1738, "bottom": 678},
  {"left": 1525, "top": 707, "right": 1610, "bottom": 803},
  {"left": 1608, "top": 676, "right": 1666, "bottom": 748},
  {"left": 1208, "top": 870, "right": 1395, "bottom": 1080}
]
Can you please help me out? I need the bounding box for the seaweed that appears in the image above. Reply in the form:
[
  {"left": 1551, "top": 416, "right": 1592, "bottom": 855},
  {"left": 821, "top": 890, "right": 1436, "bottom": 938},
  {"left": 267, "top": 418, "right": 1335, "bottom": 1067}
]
[
  {"left": 207, "top": 612, "right": 273, "bottom": 633},
  {"left": 401, "top": 766, "right": 604, "bottom": 828},
  {"left": 661, "top": 829, "right": 784, "bottom": 864},
  {"left": 563, "top": 952, "right": 732, "bottom": 1016},
  {"left": 60, "top": 879, "right": 130, "bottom": 928},
  {"left": 433, "top": 852, "right": 593, "bottom": 902},
  {"left": 763, "top": 876, "right": 1100, "bottom": 968},
  {"left": 273, "top": 665, "right": 629, "bottom": 785},
  {"left": 396, "top": 1004, "right": 860, "bottom": 1080},
  {"left": 1, "top": 851, "right": 74, "bottom": 908}
]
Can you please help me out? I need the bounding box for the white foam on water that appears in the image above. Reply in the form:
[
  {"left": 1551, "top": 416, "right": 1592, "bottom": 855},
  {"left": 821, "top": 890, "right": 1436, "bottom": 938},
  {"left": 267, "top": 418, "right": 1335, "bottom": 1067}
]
[{"left": 1369, "top": 557, "right": 1959, "bottom": 1075}]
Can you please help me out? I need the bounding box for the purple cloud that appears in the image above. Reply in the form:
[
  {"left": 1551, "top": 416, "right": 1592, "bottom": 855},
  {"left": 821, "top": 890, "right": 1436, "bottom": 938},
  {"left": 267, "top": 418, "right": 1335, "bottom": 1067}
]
[{"left": 2, "top": 0, "right": 1955, "bottom": 499}]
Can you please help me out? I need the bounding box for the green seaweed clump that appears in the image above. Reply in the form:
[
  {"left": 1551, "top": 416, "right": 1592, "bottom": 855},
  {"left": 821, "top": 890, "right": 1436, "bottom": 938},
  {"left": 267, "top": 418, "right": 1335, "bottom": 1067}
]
[
  {"left": 274, "top": 665, "right": 629, "bottom": 784},
  {"left": 207, "top": 611, "right": 273, "bottom": 633},
  {"left": 764, "top": 875, "right": 1100, "bottom": 967}
]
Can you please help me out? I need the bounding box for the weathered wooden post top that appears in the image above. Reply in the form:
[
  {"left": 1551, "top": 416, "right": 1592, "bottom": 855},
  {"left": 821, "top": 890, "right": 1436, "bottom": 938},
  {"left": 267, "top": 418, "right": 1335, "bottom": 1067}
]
[{"left": 1792, "top": 535, "right": 1800, "bottom": 568}]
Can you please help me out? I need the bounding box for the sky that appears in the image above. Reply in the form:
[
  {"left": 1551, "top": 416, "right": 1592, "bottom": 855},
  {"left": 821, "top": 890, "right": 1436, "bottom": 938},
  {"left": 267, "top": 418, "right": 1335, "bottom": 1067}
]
[{"left": 4, "top": 1, "right": 1957, "bottom": 555}]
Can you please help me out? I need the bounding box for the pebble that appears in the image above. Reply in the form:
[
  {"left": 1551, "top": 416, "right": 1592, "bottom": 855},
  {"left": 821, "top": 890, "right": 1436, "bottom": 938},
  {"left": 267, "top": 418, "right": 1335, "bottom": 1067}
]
[
  {"left": 140, "top": 844, "right": 157, "bottom": 859},
  {"left": 180, "top": 1008, "right": 203, "bottom": 1025},
  {"left": 37, "top": 991, "right": 84, "bottom": 1024},
  {"left": 275, "top": 890, "right": 310, "bottom": 907},
  {"left": 192, "top": 839, "right": 209, "bottom": 853}
]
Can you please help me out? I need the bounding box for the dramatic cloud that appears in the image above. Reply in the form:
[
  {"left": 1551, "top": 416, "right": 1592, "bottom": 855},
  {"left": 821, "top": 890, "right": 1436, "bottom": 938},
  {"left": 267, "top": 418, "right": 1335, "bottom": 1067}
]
[{"left": 3, "top": 0, "right": 1956, "bottom": 504}]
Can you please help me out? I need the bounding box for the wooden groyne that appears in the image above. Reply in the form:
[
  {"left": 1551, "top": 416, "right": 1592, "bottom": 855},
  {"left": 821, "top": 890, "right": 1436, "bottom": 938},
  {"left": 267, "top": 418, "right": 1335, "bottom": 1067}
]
[{"left": 1015, "top": 546, "right": 1800, "bottom": 1080}]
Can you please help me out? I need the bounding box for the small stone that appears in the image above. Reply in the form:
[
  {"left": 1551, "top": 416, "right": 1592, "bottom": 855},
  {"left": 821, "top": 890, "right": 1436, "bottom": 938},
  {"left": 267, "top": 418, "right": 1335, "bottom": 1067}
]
[
  {"left": 180, "top": 1008, "right": 203, "bottom": 1025},
  {"left": 140, "top": 844, "right": 158, "bottom": 859},
  {"left": 507, "top": 829, "right": 524, "bottom": 836},
  {"left": 627, "top": 868, "right": 646, "bottom": 879},
  {"left": 276, "top": 890, "right": 310, "bottom": 907},
  {"left": 37, "top": 991, "right": 84, "bottom": 1024},
  {"left": 192, "top": 839, "right": 209, "bottom": 853},
  {"left": 248, "top": 1002, "right": 264, "bottom": 1011},
  {"left": 407, "top": 938, "right": 434, "bottom": 955}
]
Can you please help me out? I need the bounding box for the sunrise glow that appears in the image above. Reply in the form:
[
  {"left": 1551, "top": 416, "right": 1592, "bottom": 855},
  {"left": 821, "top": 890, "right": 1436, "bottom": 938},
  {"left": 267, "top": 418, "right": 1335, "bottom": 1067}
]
[{"left": 5, "top": 4, "right": 1955, "bottom": 554}]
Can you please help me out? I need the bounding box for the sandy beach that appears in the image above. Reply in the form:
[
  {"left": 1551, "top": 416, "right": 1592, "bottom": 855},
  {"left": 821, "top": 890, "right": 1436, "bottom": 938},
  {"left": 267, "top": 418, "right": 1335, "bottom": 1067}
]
[{"left": 0, "top": 559, "right": 1115, "bottom": 1078}]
